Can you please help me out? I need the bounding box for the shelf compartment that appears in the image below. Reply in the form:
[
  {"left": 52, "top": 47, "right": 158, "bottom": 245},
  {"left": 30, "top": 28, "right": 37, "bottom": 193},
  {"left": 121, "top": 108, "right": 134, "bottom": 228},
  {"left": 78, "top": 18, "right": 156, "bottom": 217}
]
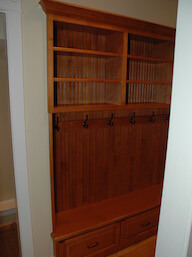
[
  {"left": 127, "top": 59, "right": 173, "bottom": 83},
  {"left": 54, "top": 82, "right": 122, "bottom": 106},
  {"left": 53, "top": 47, "right": 122, "bottom": 57},
  {"left": 128, "top": 34, "right": 174, "bottom": 59},
  {"left": 54, "top": 21, "right": 124, "bottom": 54},
  {"left": 54, "top": 51, "right": 122, "bottom": 80},
  {"left": 52, "top": 185, "right": 162, "bottom": 241},
  {"left": 127, "top": 55, "right": 173, "bottom": 63},
  {"left": 126, "top": 82, "right": 172, "bottom": 104}
]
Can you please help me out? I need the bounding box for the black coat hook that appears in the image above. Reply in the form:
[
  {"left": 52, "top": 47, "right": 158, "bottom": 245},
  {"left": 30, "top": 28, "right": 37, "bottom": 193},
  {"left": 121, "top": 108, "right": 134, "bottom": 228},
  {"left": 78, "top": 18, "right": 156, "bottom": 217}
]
[
  {"left": 82, "top": 115, "right": 88, "bottom": 129},
  {"left": 55, "top": 116, "right": 60, "bottom": 131},
  {"left": 130, "top": 112, "right": 136, "bottom": 125},
  {"left": 149, "top": 112, "right": 155, "bottom": 123},
  {"left": 108, "top": 113, "right": 114, "bottom": 127}
]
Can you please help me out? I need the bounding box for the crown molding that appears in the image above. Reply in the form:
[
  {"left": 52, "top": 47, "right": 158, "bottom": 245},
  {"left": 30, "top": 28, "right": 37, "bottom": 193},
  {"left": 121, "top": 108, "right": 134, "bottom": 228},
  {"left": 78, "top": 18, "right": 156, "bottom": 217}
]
[{"left": 40, "top": 0, "right": 175, "bottom": 41}]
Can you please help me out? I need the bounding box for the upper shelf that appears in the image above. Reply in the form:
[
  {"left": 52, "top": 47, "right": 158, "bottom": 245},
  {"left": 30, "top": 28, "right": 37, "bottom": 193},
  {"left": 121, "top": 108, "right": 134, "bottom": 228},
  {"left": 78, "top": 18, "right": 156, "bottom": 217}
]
[
  {"left": 53, "top": 21, "right": 124, "bottom": 55},
  {"left": 127, "top": 55, "right": 173, "bottom": 63},
  {"left": 128, "top": 34, "right": 174, "bottom": 60},
  {"left": 53, "top": 47, "right": 123, "bottom": 57},
  {"left": 126, "top": 80, "right": 172, "bottom": 85}
]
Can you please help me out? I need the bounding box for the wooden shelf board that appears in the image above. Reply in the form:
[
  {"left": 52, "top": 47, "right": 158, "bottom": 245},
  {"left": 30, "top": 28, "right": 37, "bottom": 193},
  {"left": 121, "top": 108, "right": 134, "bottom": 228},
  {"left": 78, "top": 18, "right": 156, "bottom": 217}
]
[
  {"left": 54, "top": 78, "right": 122, "bottom": 83},
  {"left": 53, "top": 46, "right": 122, "bottom": 57},
  {"left": 50, "top": 103, "right": 170, "bottom": 113},
  {"left": 127, "top": 55, "right": 173, "bottom": 63},
  {"left": 126, "top": 80, "right": 171, "bottom": 85},
  {"left": 52, "top": 184, "right": 162, "bottom": 241}
]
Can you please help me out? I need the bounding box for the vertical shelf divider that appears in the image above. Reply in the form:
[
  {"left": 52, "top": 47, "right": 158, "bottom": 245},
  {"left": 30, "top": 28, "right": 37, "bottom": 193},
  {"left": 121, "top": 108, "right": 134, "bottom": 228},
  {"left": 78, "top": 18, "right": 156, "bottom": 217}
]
[
  {"left": 47, "top": 15, "right": 54, "bottom": 113},
  {"left": 122, "top": 32, "right": 128, "bottom": 104}
]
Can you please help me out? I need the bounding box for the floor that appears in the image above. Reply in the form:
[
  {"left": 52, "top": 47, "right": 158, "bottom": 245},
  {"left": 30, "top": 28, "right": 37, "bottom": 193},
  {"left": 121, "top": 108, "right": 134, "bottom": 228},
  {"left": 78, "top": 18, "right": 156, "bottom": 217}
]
[{"left": 109, "top": 236, "right": 157, "bottom": 257}]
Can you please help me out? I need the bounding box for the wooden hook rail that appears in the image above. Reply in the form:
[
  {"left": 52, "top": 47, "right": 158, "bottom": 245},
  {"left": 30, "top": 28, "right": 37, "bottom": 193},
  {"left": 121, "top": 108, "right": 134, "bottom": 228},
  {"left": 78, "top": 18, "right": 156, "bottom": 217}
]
[{"left": 55, "top": 113, "right": 169, "bottom": 131}]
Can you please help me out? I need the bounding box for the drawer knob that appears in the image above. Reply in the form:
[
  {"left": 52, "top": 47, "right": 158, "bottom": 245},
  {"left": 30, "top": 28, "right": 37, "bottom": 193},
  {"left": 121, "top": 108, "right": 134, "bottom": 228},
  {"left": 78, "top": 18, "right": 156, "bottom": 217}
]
[
  {"left": 141, "top": 221, "right": 151, "bottom": 227},
  {"left": 87, "top": 242, "right": 99, "bottom": 249}
]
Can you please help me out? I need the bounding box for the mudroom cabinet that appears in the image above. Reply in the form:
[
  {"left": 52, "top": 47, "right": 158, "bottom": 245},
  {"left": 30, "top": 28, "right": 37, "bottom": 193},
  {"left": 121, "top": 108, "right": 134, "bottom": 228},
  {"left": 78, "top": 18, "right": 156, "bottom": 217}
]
[{"left": 40, "top": 1, "right": 175, "bottom": 256}]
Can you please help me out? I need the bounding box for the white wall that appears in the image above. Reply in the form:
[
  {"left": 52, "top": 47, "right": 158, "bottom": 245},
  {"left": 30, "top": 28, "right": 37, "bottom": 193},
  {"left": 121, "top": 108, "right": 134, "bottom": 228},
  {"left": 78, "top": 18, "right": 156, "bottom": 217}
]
[
  {"left": 155, "top": 0, "right": 192, "bottom": 256},
  {"left": 21, "top": 0, "right": 178, "bottom": 256},
  {"left": 22, "top": 1, "right": 52, "bottom": 256}
]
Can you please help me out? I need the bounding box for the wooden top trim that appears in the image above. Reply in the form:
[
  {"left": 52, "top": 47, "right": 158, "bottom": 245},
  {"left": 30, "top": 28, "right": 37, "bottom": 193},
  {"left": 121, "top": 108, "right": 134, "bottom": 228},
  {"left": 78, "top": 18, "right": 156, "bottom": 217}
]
[{"left": 40, "top": 0, "right": 175, "bottom": 40}]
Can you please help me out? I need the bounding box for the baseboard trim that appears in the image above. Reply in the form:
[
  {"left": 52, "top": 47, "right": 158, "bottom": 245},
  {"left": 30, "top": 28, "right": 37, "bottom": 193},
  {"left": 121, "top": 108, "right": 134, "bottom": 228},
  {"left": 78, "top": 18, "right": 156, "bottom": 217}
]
[{"left": 0, "top": 199, "right": 16, "bottom": 212}]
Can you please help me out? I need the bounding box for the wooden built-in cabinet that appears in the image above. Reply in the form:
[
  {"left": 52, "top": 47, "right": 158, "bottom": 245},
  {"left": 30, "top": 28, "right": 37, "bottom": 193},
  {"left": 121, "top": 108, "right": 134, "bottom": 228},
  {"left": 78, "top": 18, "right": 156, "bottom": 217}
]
[{"left": 40, "top": 1, "right": 175, "bottom": 256}]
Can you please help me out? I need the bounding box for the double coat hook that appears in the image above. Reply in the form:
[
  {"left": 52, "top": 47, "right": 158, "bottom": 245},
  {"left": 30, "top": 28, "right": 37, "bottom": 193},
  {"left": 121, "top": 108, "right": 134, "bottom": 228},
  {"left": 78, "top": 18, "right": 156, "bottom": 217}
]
[
  {"left": 55, "top": 117, "right": 60, "bottom": 131},
  {"left": 108, "top": 113, "right": 114, "bottom": 127},
  {"left": 130, "top": 112, "right": 136, "bottom": 125},
  {"left": 82, "top": 115, "right": 88, "bottom": 129},
  {"left": 149, "top": 112, "right": 155, "bottom": 123}
]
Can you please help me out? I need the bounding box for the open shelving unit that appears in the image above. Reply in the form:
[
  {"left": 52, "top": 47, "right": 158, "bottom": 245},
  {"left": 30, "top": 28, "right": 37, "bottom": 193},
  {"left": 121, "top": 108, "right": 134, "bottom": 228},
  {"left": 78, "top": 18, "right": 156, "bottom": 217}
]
[
  {"left": 126, "top": 34, "right": 174, "bottom": 104},
  {"left": 52, "top": 21, "right": 124, "bottom": 109},
  {"left": 46, "top": 16, "right": 175, "bottom": 113}
]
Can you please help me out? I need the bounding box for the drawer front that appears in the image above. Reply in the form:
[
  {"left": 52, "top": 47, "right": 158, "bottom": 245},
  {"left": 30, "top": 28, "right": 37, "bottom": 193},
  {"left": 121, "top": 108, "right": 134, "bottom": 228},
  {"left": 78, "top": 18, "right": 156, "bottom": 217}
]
[
  {"left": 121, "top": 208, "right": 159, "bottom": 243},
  {"left": 58, "top": 223, "right": 120, "bottom": 257}
]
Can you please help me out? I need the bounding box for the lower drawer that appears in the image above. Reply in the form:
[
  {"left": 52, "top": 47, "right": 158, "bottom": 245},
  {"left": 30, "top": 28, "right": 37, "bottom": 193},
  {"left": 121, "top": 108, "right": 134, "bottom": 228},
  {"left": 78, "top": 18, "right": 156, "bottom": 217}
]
[
  {"left": 57, "top": 223, "right": 120, "bottom": 257},
  {"left": 121, "top": 208, "right": 159, "bottom": 245}
]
